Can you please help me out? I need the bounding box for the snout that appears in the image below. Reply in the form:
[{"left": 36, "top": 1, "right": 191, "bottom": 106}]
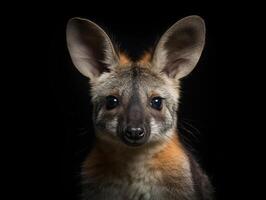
[{"left": 121, "top": 126, "right": 149, "bottom": 147}]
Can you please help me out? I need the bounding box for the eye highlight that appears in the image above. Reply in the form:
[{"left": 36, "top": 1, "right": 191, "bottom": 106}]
[
  {"left": 150, "top": 97, "right": 164, "bottom": 110},
  {"left": 106, "top": 95, "right": 119, "bottom": 110}
]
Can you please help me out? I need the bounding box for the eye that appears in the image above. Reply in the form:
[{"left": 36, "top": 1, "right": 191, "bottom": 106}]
[
  {"left": 106, "top": 95, "right": 119, "bottom": 110},
  {"left": 150, "top": 97, "right": 163, "bottom": 110}
]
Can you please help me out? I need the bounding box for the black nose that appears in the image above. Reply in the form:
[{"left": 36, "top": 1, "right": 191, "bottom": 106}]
[{"left": 125, "top": 127, "right": 144, "bottom": 140}]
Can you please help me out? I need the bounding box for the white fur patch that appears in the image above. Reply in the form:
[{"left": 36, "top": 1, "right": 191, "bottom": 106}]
[
  {"left": 149, "top": 117, "right": 175, "bottom": 143},
  {"left": 105, "top": 116, "right": 118, "bottom": 136}
]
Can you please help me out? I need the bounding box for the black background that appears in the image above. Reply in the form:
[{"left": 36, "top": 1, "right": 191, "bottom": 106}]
[
  {"left": 6, "top": 2, "right": 257, "bottom": 200},
  {"left": 50, "top": 12, "right": 220, "bottom": 199}
]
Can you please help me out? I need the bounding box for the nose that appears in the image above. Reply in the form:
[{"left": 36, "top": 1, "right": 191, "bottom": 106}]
[{"left": 125, "top": 126, "right": 144, "bottom": 141}]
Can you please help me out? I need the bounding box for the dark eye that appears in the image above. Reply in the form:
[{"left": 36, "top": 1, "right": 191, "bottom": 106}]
[
  {"left": 150, "top": 97, "right": 163, "bottom": 110},
  {"left": 106, "top": 96, "right": 119, "bottom": 110}
]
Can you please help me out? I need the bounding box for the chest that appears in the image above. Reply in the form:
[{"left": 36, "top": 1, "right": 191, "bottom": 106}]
[
  {"left": 82, "top": 160, "right": 194, "bottom": 200},
  {"left": 81, "top": 139, "right": 195, "bottom": 199}
]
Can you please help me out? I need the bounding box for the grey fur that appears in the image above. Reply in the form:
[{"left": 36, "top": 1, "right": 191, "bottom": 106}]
[{"left": 67, "top": 15, "right": 213, "bottom": 200}]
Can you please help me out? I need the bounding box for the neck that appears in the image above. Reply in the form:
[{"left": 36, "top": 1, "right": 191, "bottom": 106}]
[
  {"left": 82, "top": 131, "right": 189, "bottom": 180},
  {"left": 98, "top": 130, "right": 181, "bottom": 156}
]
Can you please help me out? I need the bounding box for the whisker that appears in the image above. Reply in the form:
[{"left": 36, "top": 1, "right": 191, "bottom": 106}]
[
  {"left": 179, "top": 123, "right": 199, "bottom": 142},
  {"left": 180, "top": 119, "right": 201, "bottom": 135}
]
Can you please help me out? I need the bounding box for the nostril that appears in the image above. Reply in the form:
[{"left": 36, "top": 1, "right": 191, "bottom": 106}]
[
  {"left": 135, "top": 128, "right": 144, "bottom": 137},
  {"left": 126, "top": 128, "right": 133, "bottom": 138},
  {"left": 125, "top": 127, "right": 144, "bottom": 140}
]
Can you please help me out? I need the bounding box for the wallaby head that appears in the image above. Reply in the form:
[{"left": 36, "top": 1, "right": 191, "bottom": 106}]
[{"left": 66, "top": 16, "right": 205, "bottom": 148}]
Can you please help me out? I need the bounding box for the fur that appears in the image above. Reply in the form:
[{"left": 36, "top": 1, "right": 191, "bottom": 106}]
[{"left": 66, "top": 15, "right": 213, "bottom": 200}]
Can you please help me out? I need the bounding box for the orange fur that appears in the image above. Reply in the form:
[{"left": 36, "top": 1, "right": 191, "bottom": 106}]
[
  {"left": 138, "top": 51, "right": 152, "bottom": 64},
  {"left": 149, "top": 134, "right": 188, "bottom": 184},
  {"left": 119, "top": 52, "right": 131, "bottom": 65},
  {"left": 150, "top": 134, "right": 186, "bottom": 169},
  {"left": 82, "top": 132, "right": 187, "bottom": 183}
]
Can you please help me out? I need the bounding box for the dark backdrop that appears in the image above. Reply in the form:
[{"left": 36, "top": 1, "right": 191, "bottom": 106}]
[
  {"left": 48, "top": 12, "right": 220, "bottom": 199},
  {"left": 9, "top": 3, "right": 252, "bottom": 200}
]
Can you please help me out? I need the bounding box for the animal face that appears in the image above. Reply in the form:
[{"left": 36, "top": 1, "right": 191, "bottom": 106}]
[
  {"left": 90, "top": 64, "right": 180, "bottom": 146},
  {"left": 66, "top": 16, "right": 205, "bottom": 147}
]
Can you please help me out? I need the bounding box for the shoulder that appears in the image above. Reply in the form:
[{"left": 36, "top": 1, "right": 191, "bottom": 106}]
[{"left": 188, "top": 153, "right": 215, "bottom": 200}]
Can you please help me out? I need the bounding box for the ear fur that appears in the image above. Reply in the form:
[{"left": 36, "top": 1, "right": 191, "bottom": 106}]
[
  {"left": 152, "top": 15, "right": 206, "bottom": 79},
  {"left": 66, "top": 18, "right": 119, "bottom": 80}
]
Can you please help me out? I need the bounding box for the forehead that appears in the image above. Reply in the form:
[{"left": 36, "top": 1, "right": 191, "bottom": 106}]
[{"left": 91, "top": 64, "right": 178, "bottom": 99}]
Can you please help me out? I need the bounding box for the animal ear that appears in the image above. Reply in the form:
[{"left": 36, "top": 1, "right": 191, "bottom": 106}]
[
  {"left": 152, "top": 15, "right": 206, "bottom": 79},
  {"left": 66, "top": 17, "right": 119, "bottom": 80}
]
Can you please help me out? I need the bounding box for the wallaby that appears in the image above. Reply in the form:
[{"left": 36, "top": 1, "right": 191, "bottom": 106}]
[{"left": 66, "top": 15, "right": 213, "bottom": 200}]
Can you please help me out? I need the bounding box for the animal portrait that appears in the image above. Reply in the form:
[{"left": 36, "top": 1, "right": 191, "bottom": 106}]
[{"left": 66, "top": 15, "right": 213, "bottom": 200}]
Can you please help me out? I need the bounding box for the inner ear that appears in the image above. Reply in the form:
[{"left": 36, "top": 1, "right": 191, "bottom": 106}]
[
  {"left": 152, "top": 15, "right": 206, "bottom": 79},
  {"left": 162, "top": 58, "right": 188, "bottom": 78},
  {"left": 66, "top": 18, "right": 119, "bottom": 80}
]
